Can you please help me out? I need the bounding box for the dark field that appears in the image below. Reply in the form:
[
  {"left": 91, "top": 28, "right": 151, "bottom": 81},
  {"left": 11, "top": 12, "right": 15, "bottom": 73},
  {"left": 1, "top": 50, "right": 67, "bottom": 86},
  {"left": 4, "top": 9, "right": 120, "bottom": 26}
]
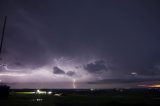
[{"left": 1, "top": 89, "right": 160, "bottom": 106}]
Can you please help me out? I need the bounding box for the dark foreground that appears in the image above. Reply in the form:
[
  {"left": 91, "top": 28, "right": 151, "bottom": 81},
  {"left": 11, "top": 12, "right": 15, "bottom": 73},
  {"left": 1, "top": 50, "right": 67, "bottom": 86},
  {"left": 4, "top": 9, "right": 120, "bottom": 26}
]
[{"left": 1, "top": 89, "right": 160, "bottom": 106}]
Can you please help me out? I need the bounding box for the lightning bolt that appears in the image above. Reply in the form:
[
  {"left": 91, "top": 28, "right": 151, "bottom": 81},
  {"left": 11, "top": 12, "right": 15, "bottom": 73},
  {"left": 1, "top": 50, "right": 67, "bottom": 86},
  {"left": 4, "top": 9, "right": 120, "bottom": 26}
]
[{"left": 73, "top": 79, "right": 76, "bottom": 89}]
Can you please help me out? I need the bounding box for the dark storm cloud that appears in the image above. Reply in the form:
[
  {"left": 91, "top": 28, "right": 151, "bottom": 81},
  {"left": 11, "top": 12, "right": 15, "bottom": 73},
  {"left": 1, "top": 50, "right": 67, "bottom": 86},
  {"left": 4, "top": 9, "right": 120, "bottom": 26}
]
[
  {"left": 88, "top": 77, "right": 160, "bottom": 84},
  {"left": 14, "top": 62, "right": 23, "bottom": 66},
  {"left": 0, "top": 64, "right": 5, "bottom": 72},
  {"left": 1, "top": 0, "right": 160, "bottom": 72},
  {"left": 0, "top": 0, "right": 54, "bottom": 69},
  {"left": 66, "top": 71, "right": 76, "bottom": 76},
  {"left": 53, "top": 66, "right": 65, "bottom": 74},
  {"left": 0, "top": 0, "right": 160, "bottom": 88},
  {"left": 84, "top": 60, "right": 107, "bottom": 73},
  {"left": 138, "top": 65, "right": 160, "bottom": 76},
  {"left": 53, "top": 66, "right": 76, "bottom": 76}
]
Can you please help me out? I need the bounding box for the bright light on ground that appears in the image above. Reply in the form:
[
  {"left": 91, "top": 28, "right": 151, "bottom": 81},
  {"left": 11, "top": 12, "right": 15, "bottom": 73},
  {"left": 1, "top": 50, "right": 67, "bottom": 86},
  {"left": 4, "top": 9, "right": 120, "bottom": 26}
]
[
  {"left": 90, "top": 88, "right": 95, "bottom": 91},
  {"left": 36, "top": 89, "right": 46, "bottom": 94},
  {"left": 14, "top": 92, "right": 35, "bottom": 94},
  {"left": 48, "top": 91, "right": 52, "bottom": 95},
  {"left": 54, "top": 93, "right": 62, "bottom": 96}
]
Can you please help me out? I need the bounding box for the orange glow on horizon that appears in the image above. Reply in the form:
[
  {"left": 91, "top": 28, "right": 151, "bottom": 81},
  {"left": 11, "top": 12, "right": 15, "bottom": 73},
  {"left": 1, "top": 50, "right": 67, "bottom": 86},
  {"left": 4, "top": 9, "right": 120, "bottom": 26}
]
[
  {"left": 148, "top": 84, "right": 160, "bottom": 88},
  {"left": 138, "top": 84, "right": 160, "bottom": 88}
]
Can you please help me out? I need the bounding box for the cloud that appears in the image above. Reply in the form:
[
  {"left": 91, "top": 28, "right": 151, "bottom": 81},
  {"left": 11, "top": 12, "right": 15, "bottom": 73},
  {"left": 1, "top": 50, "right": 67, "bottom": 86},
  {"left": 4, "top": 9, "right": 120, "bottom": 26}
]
[
  {"left": 0, "top": 64, "right": 6, "bottom": 72},
  {"left": 66, "top": 71, "right": 76, "bottom": 76},
  {"left": 53, "top": 66, "right": 65, "bottom": 74},
  {"left": 88, "top": 77, "right": 160, "bottom": 84},
  {"left": 53, "top": 65, "right": 77, "bottom": 77},
  {"left": 138, "top": 65, "right": 160, "bottom": 76},
  {"left": 14, "top": 62, "right": 23, "bottom": 66},
  {"left": 1, "top": 0, "right": 160, "bottom": 88},
  {"left": 84, "top": 60, "right": 108, "bottom": 73}
]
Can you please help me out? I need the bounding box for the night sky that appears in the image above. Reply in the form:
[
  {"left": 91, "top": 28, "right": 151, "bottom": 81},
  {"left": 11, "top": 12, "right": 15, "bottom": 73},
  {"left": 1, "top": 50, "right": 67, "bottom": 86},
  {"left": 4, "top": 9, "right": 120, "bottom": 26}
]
[{"left": 0, "top": 0, "right": 160, "bottom": 89}]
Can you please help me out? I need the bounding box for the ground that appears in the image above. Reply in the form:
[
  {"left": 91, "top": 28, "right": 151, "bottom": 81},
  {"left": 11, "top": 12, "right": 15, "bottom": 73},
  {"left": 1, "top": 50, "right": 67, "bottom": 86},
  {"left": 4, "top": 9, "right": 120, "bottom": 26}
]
[{"left": 1, "top": 91, "right": 160, "bottom": 106}]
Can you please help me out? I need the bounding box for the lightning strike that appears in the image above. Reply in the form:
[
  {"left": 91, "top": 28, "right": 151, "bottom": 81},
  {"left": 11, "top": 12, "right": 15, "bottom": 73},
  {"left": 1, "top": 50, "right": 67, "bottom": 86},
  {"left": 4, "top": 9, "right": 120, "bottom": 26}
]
[{"left": 73, "top": 79, "right": 76, "bottom": 89}]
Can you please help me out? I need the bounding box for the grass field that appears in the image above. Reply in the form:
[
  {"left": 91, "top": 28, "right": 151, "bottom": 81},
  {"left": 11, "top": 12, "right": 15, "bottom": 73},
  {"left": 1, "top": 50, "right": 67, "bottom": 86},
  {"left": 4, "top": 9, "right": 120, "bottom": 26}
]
[{"left": 1, "top": 91, "right": 160, "bottom": 106}]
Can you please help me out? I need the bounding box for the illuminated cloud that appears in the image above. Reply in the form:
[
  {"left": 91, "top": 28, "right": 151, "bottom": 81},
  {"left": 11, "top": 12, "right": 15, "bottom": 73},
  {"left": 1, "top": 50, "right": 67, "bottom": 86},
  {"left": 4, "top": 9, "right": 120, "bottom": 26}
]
[{"left": 0, "top": 73, "right": 26, "bottom": 77}]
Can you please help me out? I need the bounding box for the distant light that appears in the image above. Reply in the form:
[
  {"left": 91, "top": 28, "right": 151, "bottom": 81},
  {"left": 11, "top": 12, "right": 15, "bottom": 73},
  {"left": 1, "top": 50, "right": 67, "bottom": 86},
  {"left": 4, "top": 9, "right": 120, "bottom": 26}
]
[
  {"left": 90, "top": 88, "right": 95, "bottom": 91},
  {"left": 0, "top": 80, "right": 1, "bottom": 82},
  {"left": 37, "top": 89, "right": 40, "bottom": 93},
  {"left": 36, "top": 89, "right": 46, "bottom": 94},
  {"left": 131, "top": 72, "right": 138, "bottom": 76},
  {"left": 48, "top": 91, "right": 52, "bottom": 95},
  {"left": 54, "top": 93, "right": 62, "bottom": 96}
]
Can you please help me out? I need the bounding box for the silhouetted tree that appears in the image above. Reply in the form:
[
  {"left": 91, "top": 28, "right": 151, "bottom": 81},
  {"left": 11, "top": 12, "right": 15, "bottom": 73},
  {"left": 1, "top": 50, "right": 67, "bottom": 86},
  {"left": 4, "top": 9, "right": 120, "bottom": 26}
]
[{"left": 0, "top": 85, "right": 10, "bottom": 99}]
